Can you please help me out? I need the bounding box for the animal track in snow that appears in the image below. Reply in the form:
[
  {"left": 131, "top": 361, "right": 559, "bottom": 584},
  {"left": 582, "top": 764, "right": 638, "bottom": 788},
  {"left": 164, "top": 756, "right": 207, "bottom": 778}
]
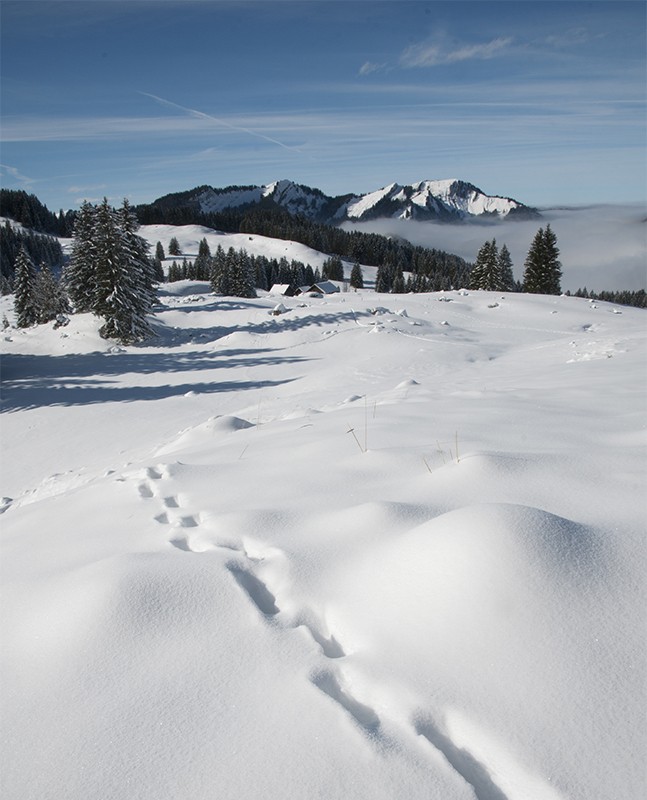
[
  {"left": 414, "top": 715, "right": 508, "bottom": 800},
  {"left": 226, "top": 563, "right": 280, "bottom": 617},
  {"left": 169, "top": 535, "right": 195, "bottom": 552},
  {"left": 174, "top": 513, "right": 200, "bottom": 528},
  {"left": 162, "top": 495, "right": 179, "bottom": 508},
  {"left": 137, "top": 482, "right": 155, "bottom": 499},
  {"left": 311, "top": 669, "right": 381, "bottom": 736},
  {"left": 296, "top": 616, "right": 345, "bottom": 658}
]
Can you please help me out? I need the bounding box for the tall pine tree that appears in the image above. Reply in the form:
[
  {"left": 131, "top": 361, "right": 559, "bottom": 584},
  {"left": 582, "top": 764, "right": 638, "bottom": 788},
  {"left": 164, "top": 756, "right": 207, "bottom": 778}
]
[
  {"left": 35, "top": 262, "right": 70, "bottom": 324},
  {"left": 523, "top": 225, "right": 562, "bottom": 295},
  {"left": 498, "top": 244, "right": 515, "bottom": 291},
  {"left": 350, "top": 262, "right": 364, "bottom": 289},
  {"left": 470, "top": 239, "right": 502, "bottom": 291},
  {"left": 64, "top": 201, "right": 97, "bottom": 312},
  {"left": 13, "top": 247, "right": 38, "bottom": 328}
]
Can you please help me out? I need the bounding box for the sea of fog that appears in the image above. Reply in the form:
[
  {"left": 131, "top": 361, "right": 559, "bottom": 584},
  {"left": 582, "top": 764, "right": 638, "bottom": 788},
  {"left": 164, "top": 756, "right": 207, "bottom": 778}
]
[{"left": 344, "top": 204, "right": 646, "bottom": 293}]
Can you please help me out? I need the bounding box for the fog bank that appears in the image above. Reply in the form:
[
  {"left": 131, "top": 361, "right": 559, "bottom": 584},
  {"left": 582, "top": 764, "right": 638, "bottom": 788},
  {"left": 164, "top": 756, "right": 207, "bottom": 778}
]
[{"left": 344, "top": 205, "right": 646, "bottom": 292}]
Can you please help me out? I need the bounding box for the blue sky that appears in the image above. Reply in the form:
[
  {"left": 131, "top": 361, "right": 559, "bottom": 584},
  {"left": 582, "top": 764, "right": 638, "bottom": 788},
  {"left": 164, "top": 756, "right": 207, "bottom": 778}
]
[{"left": 1, "top": 0, "right": 645, "bottom": 212}]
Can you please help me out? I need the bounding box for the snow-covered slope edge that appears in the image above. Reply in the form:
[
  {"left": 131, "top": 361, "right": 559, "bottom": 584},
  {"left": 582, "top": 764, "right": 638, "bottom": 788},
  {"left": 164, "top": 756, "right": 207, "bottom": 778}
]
[{"left": 1, "top": 285, "right": 645, "bottom": 800}]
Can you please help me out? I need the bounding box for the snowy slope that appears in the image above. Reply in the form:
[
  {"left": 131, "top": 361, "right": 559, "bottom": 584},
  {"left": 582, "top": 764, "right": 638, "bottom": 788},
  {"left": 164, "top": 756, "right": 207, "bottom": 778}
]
[
  {"left": 1, "top": 278, "right": 645, "bottom": 800},
  {"left": 139, "top": 223, "right": 337, "bottom": 273}
]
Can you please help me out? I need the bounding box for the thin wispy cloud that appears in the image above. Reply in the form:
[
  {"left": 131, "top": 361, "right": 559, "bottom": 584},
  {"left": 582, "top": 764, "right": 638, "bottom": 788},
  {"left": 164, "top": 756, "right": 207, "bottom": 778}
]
[
  {"left": 139, "top": 91, "right": 303, "bottom": 153},
  {"left": 400, "top": 35, "right": 513, "bottom": 68},
  {"left": 358, "top": 61, "right": 386, "bottom": 77},
  {"left": 0, "top": 163, "right": 35, "bottom": 187}
]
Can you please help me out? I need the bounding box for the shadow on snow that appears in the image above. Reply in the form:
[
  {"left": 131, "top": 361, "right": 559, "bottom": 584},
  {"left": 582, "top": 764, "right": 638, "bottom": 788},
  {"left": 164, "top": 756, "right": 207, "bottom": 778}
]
[{"left": 0, "top": 348, "right": 306, "bottom": 411}]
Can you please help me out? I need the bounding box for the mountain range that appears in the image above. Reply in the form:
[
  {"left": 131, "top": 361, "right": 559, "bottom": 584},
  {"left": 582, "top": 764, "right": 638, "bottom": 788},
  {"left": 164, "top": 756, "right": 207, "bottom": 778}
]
[{"left": 145, "top": 178, "right": 540, "bottom": 224}]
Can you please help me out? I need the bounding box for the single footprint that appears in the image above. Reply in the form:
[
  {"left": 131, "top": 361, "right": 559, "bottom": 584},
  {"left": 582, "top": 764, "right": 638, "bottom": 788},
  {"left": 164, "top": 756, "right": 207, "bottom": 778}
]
[
  {"left": 174, "top": 514, "right": 200, "bottom": 528},
  {"left": 311, "top": 669, "right": 380, "bottom": 735},
  {"left": 300, "top": 620, "right": 345, "bottom": 659},
  {"left": 163, "top": 496, "right": 179, "bottom": 508},
  {"left": 138, "top": 483, "right": 154, "bottom": 498},
  {"left": 0, "top": 497, "right": 13, "bottom": 514},
  {"left": 169, "top": 535, "right": 193, "bottom": 552},
  {"left": 227, "top": 563, "right": 280, "bottom": 617}
]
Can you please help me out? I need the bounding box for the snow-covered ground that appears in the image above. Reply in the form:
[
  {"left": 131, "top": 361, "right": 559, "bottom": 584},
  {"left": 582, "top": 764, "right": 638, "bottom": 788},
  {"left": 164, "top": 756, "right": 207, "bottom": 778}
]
[{"left": 1, "top": 264, "right": 645, "bottom": 799}]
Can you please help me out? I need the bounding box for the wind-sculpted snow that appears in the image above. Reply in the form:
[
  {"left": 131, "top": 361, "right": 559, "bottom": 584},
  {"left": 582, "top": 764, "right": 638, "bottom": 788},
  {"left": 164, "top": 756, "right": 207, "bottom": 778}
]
[{"left": 1, "top": 280, "right": 645, "bottom": 800}]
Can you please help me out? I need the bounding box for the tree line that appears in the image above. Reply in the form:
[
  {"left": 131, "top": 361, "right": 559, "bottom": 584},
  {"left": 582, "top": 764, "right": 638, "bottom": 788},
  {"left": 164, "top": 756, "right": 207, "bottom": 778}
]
[
  {"left": 0, "top": 189, "right": 74, "bottom": 237},
  {"left": 161, "top": 238, "right": 357, "bottom": 294},
  {"left": 133, "top": 202, "right": 472, "bottom": 286},
  {"left": 1, "top": 220, "right": 64, "bottom": 293}
]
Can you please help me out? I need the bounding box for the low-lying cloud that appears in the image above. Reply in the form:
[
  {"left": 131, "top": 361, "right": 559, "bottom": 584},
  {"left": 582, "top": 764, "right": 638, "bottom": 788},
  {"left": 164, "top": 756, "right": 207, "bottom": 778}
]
[{"left": 344, "top": 205, "right": 646, "bottom": 292}]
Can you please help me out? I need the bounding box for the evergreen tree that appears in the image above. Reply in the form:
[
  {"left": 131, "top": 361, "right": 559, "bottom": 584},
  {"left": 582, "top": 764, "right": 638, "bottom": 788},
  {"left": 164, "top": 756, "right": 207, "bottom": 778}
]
[
  {"left": 498, "top": 244, "right": 515, "bottom": 291},
  {"left": 322, "top": 255, "right": 344, "bottom": 281},
  {"left": 470, "top": 239, "right": 502, "bottom": 291},
  {"left": 198, "top": 237, "right": 211, "bottom": 258},
  {"left": 168, "top": 236, "right": 181, "bottom": 256},
  {"left": 118, "top": 199, "right": 157, "bottom": 308},
  {"left": 542, "top": 224, "right": 562, "bottom": 295},
  {"left": 228, "top": 249, "right": 256, "bottom": 298},
  {"left": 375, "top": 264, "right": 391, "bottom": 293},
  {"left": 391, "top": 266, "right": 405, "bottom": 293},
  {"left": 1, "top": 274, "right": 13, "bottom": 296},
  {"left": 350, "top": 261, "right": 364, "bottom": 289},
  {"left": 193, "top": 237, "right": 212, "bottom": 281},
  {"left": 168, "top": 261, "right": 180, "bottom": 282},
  {"left": 523, "top": 225, "right": 562, "bottom": 295},
  {"left": 35, "top": 262, "right": 70, "bottom": 323},
  {"left": 93, "top": 198, "right": 155, "bottom": 344},
  {"left": 64, "top": 201, "right": 97, "bottom": 312},
  {"left": 155, "top": 241, "right": 165, "bottom": 261},
  {"left": 13, "top": 247, "right": 38, "bottom": 327}
]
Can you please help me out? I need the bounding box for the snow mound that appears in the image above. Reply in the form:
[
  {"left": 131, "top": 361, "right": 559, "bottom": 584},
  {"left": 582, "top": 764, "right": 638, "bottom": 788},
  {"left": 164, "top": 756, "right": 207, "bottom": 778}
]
[{"left": 157, "top": 415, "right": 254, "bottom": 454}]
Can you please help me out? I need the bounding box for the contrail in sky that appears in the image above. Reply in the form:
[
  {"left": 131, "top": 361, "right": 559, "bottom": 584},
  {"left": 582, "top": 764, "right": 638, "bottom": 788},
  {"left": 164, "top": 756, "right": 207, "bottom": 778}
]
[{"left": 139, "top": 91, "right": 301, "bottom": 152}]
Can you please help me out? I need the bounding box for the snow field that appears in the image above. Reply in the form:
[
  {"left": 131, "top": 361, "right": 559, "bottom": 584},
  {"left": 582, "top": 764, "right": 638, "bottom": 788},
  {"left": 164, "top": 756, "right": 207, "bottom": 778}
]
[{"left": 1, "top": 276, "right": 645, "bottom": 800}]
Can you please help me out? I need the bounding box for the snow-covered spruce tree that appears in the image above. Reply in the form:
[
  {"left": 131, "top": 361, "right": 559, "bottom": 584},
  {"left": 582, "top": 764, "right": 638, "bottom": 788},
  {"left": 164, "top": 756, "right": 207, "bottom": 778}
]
[
  {"left": 498, "top": 244, "right": 515, "bottom": 292},
  {"left": 350, "top": 261, "right": 364, "bottom": 289},
  {"left": 93, "top": 198, "right": 155, "bottom": 344},
  {"left": 210, "top": 246, "right": 231, "bottom": 295},
  {"left": 64, "top": 200, "right": 97, "bottom": 312},
  {"left": 168, "top": 236, "right": 181, "bottom": 256},
  {"left": 13, "top": 247, "right": 38, "bottom": 327},
  {"left": 541, "top": 224, "right": 562, "bottom": 295},
  {"left": 522, "top": 225, "right": 562, "bottom": 295},
  {"left": 228, "top": 249, "right": 257, "bottom": 298},
  {"left": 193, "top": 237, "right": 212, "bottom": 281},
  {"left": 35, "top": 262, "right": 70, "bottom": 324},
  {"left": 118, "top": 199, "right": 158, "bottom": 307},
  {"left": 470, "top": 239, "right": 502, "bottom": 291}
]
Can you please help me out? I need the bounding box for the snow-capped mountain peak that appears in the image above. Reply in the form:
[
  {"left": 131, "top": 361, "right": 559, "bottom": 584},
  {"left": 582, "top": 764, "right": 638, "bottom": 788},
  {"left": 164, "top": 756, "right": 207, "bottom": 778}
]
[{"left": 150, "top": 178, "right": 538, "bottom": 223}]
